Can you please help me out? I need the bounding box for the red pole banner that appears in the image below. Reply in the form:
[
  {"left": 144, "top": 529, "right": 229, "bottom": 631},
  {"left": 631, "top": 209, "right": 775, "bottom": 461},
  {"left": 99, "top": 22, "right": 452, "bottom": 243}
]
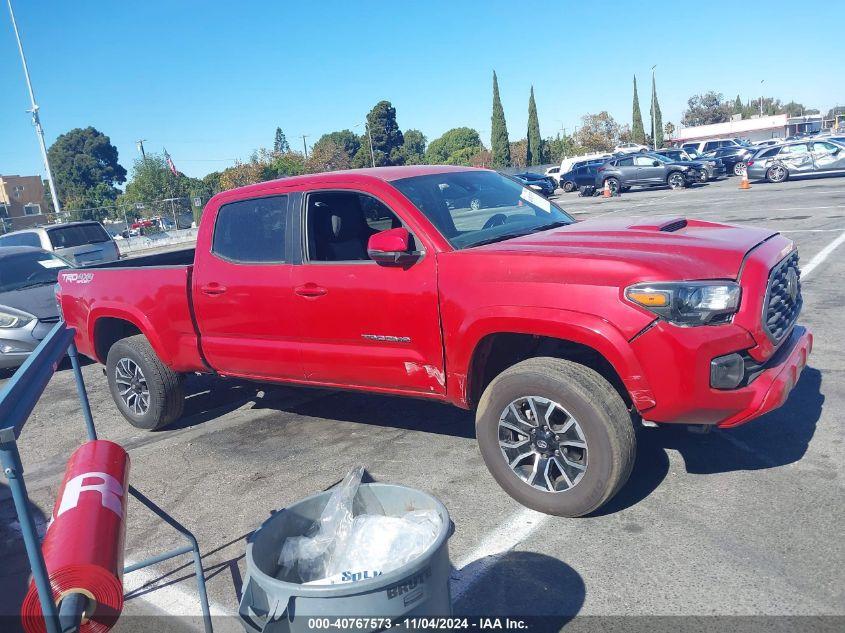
[{"left": 21, "top": 440, "right": 130, "bottom": 633}]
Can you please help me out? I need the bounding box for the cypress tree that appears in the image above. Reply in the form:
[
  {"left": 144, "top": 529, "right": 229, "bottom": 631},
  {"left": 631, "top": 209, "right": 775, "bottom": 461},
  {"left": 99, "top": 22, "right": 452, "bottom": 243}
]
[
  {"left": 734, "top": 95, "right": 743, "bottom": 115},
  {"left": 526, "top": 86, "right": 542, "bottom": 166},
  {"left": 631, "top": 76, "right": 646, "bottom": 145},
  {"left": 273, "top": 127, "right": 289, "bottom": 153},
  {"left": 650, "top": 75, "right": 663, "bottom": 149},
  {"left": 491, "top": 71, "right": 511, "bottom": 168}
]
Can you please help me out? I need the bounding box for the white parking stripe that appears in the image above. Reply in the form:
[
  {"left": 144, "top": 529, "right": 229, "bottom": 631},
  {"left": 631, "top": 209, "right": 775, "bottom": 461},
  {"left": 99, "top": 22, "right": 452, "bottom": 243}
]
[
  {"left": 800, "top": 230, "right": 845, "bottom": 279},
  {"left": 123, "top": 560, "right": 233, "bottom": 617},
  {"left": 450, "top": 507, "right": 549, "bottom": 601}
]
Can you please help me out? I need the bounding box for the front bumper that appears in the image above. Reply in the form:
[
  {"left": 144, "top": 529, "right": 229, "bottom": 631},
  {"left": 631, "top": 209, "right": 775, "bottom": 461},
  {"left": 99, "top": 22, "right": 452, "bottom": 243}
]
[
  {"left": 746, "top": 163, "right": 769, "bottom": 180},
  {"left": 0, "top": 320, "right": 55, "bottom": 370},
  {"left": 630, "top": 321, "right": 812, "bottom": 427}
]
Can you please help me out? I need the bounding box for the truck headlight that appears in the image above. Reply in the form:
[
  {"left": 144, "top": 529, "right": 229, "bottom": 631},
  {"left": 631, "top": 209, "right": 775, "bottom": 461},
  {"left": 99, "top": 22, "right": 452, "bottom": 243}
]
[
  {"left": 625, "top": 281, "right": 741, "bottom": 326},
  {"left": 0, "top": 309, "right": 33, "bottom": 329}
]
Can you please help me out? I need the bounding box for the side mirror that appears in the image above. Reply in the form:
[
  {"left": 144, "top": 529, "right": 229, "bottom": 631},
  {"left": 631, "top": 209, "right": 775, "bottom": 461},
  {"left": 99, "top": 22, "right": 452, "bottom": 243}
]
[
  {"left": 652, "top": 160, "right": 661, "bottom": 167},
  {"left": 367, "top": 227, "right": 416, "bottom": 265}
]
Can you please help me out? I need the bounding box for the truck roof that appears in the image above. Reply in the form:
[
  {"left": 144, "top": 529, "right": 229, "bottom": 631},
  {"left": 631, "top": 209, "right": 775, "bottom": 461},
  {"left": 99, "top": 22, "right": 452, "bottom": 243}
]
[{"left": 213, "top": 165, "right": 482, "bottom": 201}]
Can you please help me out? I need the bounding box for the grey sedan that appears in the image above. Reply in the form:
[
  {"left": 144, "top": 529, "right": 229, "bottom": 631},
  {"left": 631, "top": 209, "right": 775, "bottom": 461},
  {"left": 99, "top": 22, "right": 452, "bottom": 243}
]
[
  {"left": 0, "top": 247, "right": 71, "bottom": 370},
  {"left": 746, "top": 140, "right": 845, "bottom": 183}
]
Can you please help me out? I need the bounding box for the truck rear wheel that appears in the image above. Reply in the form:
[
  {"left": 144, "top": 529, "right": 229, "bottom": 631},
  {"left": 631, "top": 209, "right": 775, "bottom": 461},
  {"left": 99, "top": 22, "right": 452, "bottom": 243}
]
[
  {"left": 476, "top": 357, "right": 635, "bottom": 517},
  {"left": 106, "top": 334, "right": 184, "bottom": 431}
]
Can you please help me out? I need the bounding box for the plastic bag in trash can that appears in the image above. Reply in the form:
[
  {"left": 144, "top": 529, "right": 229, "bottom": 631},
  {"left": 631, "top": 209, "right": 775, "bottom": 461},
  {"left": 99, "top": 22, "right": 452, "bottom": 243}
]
[{"left": 278, "top": 467, "right": 441, "bottom": 584}]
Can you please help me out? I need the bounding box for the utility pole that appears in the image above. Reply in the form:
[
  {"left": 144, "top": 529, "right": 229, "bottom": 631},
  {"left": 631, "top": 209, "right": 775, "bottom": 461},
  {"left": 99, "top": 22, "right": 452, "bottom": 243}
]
[
  {"left": 7, "top": 0, "right": 62, "bottom": 217},
  {"left": 301, "top": 135, "right": 309, "bottom": 159},
  {"left": 651, "top": 65, "right": 657, "bottom": 150},
  {"left": 136, "top": 139, "right": 147, "bottom": 160},
  {"left": 365, "top": 121, "right": 376, "bottom": 168},
  {"left": 759, "top": 80, "right": 765, "bottom": 117}
]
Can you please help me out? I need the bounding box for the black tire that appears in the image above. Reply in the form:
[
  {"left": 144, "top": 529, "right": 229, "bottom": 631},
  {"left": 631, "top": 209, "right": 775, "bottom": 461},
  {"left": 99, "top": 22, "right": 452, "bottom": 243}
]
[
  {"left": 699, "top": 169, "right": 709, "bottom": 183},
  {"left": 563, "top": 181, "right": 575, "bottom": 193},
  {"left": 667, "top": 171, "right": 686, "bottom": 189},
  {"left": 604, "top": 177, "right": 620, "bottom": 195},
  {"left": 476, "top": 357, "right": 636, "bottom": 517},
  {"left": 106, "top": 334, "right": 184, "bottom": 430}
]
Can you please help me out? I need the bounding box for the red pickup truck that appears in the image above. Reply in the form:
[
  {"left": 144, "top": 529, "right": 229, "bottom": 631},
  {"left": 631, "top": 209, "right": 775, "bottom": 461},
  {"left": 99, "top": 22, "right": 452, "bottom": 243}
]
[{"left": 58, "top": 166, "right": 812, "bottom": 516}]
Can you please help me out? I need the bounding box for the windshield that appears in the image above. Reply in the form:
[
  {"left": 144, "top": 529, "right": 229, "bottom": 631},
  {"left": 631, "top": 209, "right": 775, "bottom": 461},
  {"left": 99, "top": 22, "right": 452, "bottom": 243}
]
[
  {"left": 650, "top": 154, "right": 672, "bottom": 163},
  {"left": 392, "top": 171, "right": 574, "bottom": 249},
  {"left": 47, "top": 223, "right": 111, "bottom": 249},
  {"left": 0, "top": 251, "right": 72, "bottom": 292}
]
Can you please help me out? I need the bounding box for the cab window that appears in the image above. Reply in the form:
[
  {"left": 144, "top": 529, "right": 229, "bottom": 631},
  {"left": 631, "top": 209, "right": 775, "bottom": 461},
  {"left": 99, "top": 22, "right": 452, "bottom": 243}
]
[{"left": 212, "top": 195, "right": 288, "bottom": 263}]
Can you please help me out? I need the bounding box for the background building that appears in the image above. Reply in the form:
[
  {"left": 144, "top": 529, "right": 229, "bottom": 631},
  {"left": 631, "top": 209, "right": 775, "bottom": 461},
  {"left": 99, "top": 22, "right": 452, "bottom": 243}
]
[
  {"left": 673, "top": 114, "right": 824, "bottom": 144},
  {"left": 0, "top": 174, "right": 46, "bottom": 232}
]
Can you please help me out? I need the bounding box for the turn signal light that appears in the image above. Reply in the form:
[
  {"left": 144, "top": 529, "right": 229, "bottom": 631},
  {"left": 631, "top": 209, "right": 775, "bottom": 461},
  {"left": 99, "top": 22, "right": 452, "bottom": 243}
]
[{"left": 626, "top": 290, "right": 670, "bottom": 307}]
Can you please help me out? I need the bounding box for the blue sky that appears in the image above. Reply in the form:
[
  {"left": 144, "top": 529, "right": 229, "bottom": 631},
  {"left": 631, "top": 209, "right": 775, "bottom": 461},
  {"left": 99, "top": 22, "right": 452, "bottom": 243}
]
[{"left": 1, "top": 0, "right": 840, "bottom": 180}]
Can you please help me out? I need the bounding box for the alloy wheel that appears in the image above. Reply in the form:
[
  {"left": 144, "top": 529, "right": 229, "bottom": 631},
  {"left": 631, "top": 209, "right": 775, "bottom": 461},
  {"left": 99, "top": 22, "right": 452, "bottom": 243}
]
[
  {"left": 114, "top": 358, "right": 150, "bottom": 415},
  {"left": 498, "top": 395, "right": 588, "bottom": 493},
  {"left": 668, "top": 173, "right": 685, "bottom": 189}
]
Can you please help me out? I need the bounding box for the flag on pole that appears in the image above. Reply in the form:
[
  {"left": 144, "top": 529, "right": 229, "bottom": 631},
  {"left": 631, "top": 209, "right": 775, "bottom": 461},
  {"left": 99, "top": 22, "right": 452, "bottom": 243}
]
[{"left": 164, "top": 148, "right": 179, "bottom": 176}]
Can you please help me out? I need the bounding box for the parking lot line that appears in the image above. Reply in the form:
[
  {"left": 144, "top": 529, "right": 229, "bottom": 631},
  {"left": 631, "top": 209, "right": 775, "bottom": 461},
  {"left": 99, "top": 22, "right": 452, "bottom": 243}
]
[
  {"left": 800, "top": 230, "right": 845, "bottom": 279},
  {"left": 450, "top": 507, "right": 548, "bottom": 601},
  {"left": 123, "top": 560, "right": 233, "bottom": 616}
]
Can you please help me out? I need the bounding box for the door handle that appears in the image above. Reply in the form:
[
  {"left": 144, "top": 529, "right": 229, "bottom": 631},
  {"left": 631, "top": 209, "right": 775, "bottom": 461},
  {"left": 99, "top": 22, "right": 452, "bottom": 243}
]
[
  {"left": 295, "top": 283, "right": 328, "bottom": 298},
  {"left": 200, "top": 283, "right": 227, "bottom": 296}
]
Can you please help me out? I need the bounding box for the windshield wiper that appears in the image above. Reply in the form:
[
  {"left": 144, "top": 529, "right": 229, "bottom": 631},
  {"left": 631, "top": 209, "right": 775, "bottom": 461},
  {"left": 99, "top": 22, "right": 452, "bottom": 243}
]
[
  {"left": 467, "top": 221, "right": 571, "bottom": 248},
  {"left": 13, "top": 280, "right": 56, "bottom": 291}
]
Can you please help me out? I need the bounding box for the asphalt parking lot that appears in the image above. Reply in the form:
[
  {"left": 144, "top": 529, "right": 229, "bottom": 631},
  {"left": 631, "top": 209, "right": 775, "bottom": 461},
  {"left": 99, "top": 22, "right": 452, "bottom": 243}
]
[{"left": 2, "top": 175, "right": 844, "bottom": 631}]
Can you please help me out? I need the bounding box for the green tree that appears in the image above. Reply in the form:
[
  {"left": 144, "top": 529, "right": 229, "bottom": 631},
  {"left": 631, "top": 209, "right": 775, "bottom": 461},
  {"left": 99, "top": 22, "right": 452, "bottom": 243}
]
[
  {"left": 400, "top": 129, "right": 427, "bottom": 165},
  {"left": 357, "top": 100, "right": 405, "bottom": 166},
  {"left": 734, "top": 95, "right": 743, "bottom": 116},
  {"left": 47, "top": 126, "right": 127, "bottom": 215},
  {"left": 664, "top": 121, "right": 675, "bottom": 140},
  {"left": 306, "top": 140, "right": 352, "bottom": 173},
  {"left": 546, "top": 133, "right": 579, "bottom": 162},
  {"left": 509, "top": 139, "right": 528, "bottom": 168},
  {"left": 526, "top": 86, "right": 542, "bottom": 166},
  {"left": 425, "top": 127, "right": 483, "bottom": 163},
  {"left": 682, "top": 91, "right": 733, "bottom": 126},
  {"left": 650, "top": 75, "right": 663, "bottom": 149},
  {"left": 311, "top": 130, "right": 361, "bottom": 164},
  {"left": 490, "top": 71, "right": 511, "bottom": 168},
  {"left": 574, "top": 112, "right": 621, "bottom": 152},
  {"left": 273, "top": 127, "right": 290, "bottom": 153},
  {"left": 631, "top": 76, "right": 646, "bottom": 145}
]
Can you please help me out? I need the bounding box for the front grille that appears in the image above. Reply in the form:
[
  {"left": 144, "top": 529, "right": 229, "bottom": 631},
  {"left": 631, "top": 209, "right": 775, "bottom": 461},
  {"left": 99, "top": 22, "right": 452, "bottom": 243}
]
[{"left": 763, "top": 251, "right": 802, "bottom": 344}]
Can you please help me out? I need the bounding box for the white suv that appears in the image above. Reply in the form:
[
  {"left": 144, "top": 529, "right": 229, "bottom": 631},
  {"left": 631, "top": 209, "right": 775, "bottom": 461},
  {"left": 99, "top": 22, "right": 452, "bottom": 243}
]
[{"left": 681, "top": 138, "right": 741, "bottom": 157}]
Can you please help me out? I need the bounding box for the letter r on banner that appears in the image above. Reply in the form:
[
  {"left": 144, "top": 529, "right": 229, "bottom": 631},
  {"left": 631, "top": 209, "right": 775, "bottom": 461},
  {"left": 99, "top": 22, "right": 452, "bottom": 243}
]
[{"left": 57, "top": 471, "right": 124, "bottom": 519}]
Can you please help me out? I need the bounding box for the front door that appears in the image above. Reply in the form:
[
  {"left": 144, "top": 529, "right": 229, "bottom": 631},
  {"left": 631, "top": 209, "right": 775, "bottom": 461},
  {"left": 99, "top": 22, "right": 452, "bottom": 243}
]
[
  {"left": 292, "top": 190, "right": 446, "bottom": 395},
  {"left": 810, "top": 141, "right": 845, "bottom": 173},
  {"left": 634, "top": 154, "right": 664, "bottom": 184},
  {"left": 778, "top": 143, "right": 815, "bottom": 175},
  {"left": 192, "top": 194, "right": 301, "bottom": 380}
]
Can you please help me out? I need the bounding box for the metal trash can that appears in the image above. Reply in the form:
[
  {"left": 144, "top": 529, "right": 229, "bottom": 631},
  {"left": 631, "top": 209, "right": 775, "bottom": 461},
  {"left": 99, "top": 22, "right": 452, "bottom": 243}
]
[{"left": 239, "top": 483, "right": 452, "bottom": 632}]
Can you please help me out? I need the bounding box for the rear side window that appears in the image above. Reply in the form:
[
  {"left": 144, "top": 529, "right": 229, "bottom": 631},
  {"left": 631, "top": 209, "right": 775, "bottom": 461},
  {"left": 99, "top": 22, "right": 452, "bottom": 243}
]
[
  {"left": 617, "top": 156, "right": 634, "bottom": 166},
  {"left": 758, "top": 147, "right": 781, "bottom": 158},
  {"left": 48, "top": 223, "right": 110, "bottom": 248},
  {"left": 213, "top": 195, "right": 288, "bottom": 263},
  {"left": 0, "top": 232, "right": 41, "bottom": 247},
  {"left": 780, "top": 143, "right": 809, "bottom": 155}
]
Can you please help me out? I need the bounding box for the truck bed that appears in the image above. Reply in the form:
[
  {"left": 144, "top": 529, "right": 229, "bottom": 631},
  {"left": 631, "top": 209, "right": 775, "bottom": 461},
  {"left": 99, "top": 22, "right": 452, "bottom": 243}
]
[{"left": 89, "top": 247, "right": 196, "bottom": 269}]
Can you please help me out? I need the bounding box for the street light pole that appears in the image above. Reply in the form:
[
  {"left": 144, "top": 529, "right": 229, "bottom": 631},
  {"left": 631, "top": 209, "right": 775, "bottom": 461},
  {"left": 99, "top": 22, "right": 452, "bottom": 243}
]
[
  {"left": 301, "top": 135, "right": 309, "bottom": 159},
  {"left": 651, "top": 65, "right": 657, "bottom": 150},
  {"left": 136, "top": 139, "right": 147, "bottom": 160},
  {"left": 7, "top": 0, "right": 62, "bottom": 217},
  {"left": 760, "top": 80, "right": 765, "bottom": 117}
]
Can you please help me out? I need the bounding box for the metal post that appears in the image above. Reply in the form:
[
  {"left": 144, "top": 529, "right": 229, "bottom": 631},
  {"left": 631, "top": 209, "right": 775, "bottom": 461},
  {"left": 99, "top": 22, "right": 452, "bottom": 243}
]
[
  {"left": 7, "top": 0, "right": 62, "bottom": 216},
  {"left": 366, "top": 122, "right": 376, "bottom": 167},
  {"left": 760, "top": 79, "right": 765, "bottom": 117},
  {"left": 136, "top": 139, "right": 147, "bottom": 160},
  {"left": 301, "top": 135, "right": 308, "bottom": 159},
  {"left": 1, "top": 442, "right": 61, "bottom": 633},
  {"left": 67, "top": 342, "right": 96, "bottom": 441},
  {"left": 651, "top": 65, "right": 657, "bottom": 150},
  {"left": 170, "top": 198, "right": 178, "bottom": 231}
]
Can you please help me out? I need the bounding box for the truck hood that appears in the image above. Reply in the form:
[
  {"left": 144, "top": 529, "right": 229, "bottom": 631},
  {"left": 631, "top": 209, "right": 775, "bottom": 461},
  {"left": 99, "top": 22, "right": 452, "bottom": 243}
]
[{"left": 476, "top": 216, "right": 778, "bottom": 281}]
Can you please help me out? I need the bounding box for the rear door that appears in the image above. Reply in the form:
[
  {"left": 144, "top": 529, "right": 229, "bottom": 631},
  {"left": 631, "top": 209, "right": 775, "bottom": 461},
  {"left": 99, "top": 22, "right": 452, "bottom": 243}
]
[
  {"left": 291, "top": 189, "right": 445, "bottom": 395},
  {"left": 191, "top": 194, "right": 302, "bottom": 380},
  {"left": 615, "top": 156, "right": 637, "bottom": 183},
  {"left": 810, "top": 141, "right": 845, "bottom": 172},
  {"left": 46, "top": 223, "right": 119, "bottom": 264}
]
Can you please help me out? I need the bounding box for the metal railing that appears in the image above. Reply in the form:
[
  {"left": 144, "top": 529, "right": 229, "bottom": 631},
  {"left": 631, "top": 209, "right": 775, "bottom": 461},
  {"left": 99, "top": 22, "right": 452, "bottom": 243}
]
[{"left": 0, "top": 322, "right": 212, "bottom": 633}]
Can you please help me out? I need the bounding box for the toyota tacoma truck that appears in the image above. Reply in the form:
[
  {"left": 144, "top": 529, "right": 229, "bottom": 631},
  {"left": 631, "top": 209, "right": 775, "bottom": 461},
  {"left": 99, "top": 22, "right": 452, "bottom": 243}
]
[{"left": 57, "top": 166, "right": 812, "bottom": 517}]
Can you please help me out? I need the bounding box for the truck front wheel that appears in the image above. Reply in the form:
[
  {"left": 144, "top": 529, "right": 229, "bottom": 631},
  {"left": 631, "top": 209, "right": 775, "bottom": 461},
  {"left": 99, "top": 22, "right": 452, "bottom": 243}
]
[
  {"left": 476, "top": 357, "right": 635, "bottom": 517},
  {"left": 106, "top": 334, "right": 184, "bottom": 430}
]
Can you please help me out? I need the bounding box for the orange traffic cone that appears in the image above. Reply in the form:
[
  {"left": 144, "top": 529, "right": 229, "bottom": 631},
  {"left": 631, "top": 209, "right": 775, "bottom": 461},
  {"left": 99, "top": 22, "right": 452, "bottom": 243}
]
[
  {"left": 739, "top": 170, "right": 751, "bottom": 190},
  {"left": 603, "top": 180, "right": 611, "bottom": 198}
]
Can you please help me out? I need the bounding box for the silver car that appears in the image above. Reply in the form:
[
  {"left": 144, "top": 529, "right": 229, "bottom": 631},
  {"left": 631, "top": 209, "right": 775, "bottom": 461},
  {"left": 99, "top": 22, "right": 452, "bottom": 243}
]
[
  {"left": 0, "top": 221, "right": 120, "bottom": 265},
  {"left": 746, "top": 140, "right": 845, "bottom": 183},
  {"left": 0, "top": 247, "right": 71, "bottom": 370}
]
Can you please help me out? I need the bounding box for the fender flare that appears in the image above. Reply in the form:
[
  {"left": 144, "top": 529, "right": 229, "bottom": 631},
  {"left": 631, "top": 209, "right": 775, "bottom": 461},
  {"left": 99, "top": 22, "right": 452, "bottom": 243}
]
[
  {"left": 447, "top": 307, "right": 655, "bottom": 411},
  {"left": 87, "top": 303, "right": 173, "bottom": 366}
]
